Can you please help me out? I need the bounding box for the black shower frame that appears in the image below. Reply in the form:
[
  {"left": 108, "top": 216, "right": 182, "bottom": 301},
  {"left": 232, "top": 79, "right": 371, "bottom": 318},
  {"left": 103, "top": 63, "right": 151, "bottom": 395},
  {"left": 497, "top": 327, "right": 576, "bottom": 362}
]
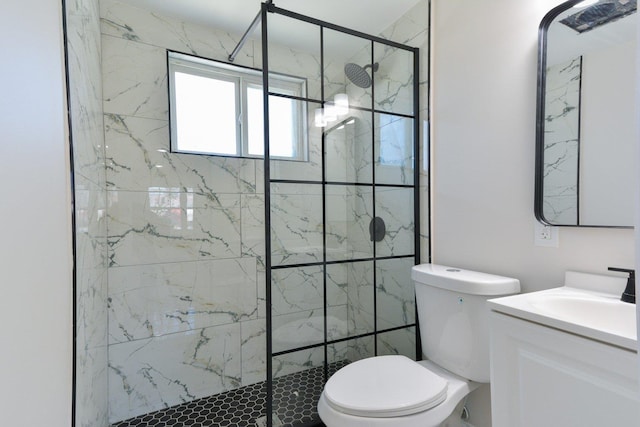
[{"left": 260, "top": 3, "right": 422, "bottom": 426}]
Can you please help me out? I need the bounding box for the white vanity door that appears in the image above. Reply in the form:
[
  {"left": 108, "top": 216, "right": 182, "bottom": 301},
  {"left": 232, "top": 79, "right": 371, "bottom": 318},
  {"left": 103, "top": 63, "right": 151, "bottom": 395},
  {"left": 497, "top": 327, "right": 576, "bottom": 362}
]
[{"left": 489, "top": 312, "right": 639, "bottom": 427}]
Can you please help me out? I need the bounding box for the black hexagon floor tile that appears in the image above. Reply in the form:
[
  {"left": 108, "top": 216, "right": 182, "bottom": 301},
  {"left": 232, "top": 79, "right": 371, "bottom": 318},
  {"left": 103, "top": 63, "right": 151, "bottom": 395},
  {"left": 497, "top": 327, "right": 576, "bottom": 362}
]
[{"left": 110, "top": 361, "right": 348, "bottom": 427}]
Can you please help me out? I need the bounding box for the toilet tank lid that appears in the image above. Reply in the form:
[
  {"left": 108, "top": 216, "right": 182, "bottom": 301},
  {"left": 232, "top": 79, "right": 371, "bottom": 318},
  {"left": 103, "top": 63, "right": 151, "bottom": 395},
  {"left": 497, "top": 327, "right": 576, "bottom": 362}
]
[{"left": 412, "top": 264, "right": 520, "bottom": 296}]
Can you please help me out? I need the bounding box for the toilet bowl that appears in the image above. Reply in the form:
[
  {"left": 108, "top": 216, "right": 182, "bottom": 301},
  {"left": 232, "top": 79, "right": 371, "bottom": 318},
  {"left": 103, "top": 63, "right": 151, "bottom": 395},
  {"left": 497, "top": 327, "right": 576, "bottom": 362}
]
[
  {"left": 318, "top": 356, "right": 479, "bottom": 427},
  {"left": 317, "top": 264, "right": 520, "bottom": 427}
]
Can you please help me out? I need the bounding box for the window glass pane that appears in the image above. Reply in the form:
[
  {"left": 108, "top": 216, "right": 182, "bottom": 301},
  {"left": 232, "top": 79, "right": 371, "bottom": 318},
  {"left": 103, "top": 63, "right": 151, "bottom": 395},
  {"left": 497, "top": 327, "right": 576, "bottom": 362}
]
[
  {"left": 247, "top": 88, "right": 297, "bottom": 158},
  {"left": 270, "top": 96, "right": 296, "bottom": 157},
  {"left": 169, "top": 52, "right": 307, "bottom": 161},
  {"left": 174, "top": 71, "right": 237, "bottom": 155}
]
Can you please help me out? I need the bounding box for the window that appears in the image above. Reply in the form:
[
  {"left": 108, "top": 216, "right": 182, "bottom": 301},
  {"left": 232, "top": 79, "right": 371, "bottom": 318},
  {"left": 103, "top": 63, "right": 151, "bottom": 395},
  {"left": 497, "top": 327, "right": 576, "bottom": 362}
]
[{"left": 168, "top": 51, "right": 307, "bottom": 160}]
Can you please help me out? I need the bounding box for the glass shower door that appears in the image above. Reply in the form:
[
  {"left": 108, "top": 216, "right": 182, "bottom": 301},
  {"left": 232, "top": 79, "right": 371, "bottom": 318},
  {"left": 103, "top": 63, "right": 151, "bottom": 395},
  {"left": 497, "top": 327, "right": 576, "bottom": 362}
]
[{"left": 262, "top": 4, "right": 419, "bottom": 426}]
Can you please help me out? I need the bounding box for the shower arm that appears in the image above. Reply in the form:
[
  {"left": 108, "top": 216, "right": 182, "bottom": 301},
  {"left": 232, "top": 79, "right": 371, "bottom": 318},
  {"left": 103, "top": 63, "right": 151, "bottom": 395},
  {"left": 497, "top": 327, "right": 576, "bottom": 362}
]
[{"left": 228, "top": 0, "right": 274, "bottom": 62}]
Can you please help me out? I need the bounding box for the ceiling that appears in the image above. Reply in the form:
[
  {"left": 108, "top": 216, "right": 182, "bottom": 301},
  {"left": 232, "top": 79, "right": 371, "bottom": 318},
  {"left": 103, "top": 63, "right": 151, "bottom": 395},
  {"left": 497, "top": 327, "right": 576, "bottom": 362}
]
[{"left": 119, "top": 0, "right": 424, "bottom": 46}]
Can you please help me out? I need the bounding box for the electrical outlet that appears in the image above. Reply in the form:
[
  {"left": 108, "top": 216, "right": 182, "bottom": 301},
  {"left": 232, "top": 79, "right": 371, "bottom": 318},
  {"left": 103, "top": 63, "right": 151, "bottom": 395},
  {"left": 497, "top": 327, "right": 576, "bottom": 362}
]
[{"left": 534, "top": 222, "right": 559, "bottom": 247}]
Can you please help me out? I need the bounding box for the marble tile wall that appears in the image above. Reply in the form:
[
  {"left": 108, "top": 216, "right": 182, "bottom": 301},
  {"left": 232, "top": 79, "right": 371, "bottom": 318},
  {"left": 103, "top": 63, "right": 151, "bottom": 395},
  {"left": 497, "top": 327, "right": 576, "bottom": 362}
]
[
  {"left": 543, "top": 57, "right": 581, "bottom": 224},
  {"left": 96, "top": 0, "right": 428, "bottom": 422},
  {"left": 378, "top": 0, "right": 430, "bottom": 266},
  {"left": 100, "top": 0, "right": 270, "bottom": 421},
  {"left": 67, "top": 0, "right": 109, "bottom": 425}
]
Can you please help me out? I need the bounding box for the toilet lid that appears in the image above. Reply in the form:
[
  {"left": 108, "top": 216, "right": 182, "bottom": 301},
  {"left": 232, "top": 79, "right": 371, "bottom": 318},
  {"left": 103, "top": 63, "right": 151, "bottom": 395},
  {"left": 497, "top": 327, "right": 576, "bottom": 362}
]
[{"left": 323, "top": 355, "right": 448, "bottom": 418}]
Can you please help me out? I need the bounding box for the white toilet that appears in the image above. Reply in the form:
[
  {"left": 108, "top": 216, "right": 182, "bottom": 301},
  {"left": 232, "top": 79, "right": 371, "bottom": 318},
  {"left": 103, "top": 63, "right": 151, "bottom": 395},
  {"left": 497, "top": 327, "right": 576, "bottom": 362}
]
[{"left": 318, "top": 263, "right": 520, "bottom": 427}]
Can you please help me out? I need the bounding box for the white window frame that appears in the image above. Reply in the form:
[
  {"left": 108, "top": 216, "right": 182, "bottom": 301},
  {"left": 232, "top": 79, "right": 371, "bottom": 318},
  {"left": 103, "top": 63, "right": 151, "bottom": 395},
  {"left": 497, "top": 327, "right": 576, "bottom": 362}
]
[{"left": 168, "top": 51, "right": 308, "bottom": 161}]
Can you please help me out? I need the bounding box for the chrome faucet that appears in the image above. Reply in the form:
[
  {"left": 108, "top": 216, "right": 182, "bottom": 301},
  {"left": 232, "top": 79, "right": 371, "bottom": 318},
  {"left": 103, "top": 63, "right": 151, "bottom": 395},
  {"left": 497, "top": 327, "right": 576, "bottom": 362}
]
[{"left": 608, "top": 267, "right": 635, "bottom": 304}]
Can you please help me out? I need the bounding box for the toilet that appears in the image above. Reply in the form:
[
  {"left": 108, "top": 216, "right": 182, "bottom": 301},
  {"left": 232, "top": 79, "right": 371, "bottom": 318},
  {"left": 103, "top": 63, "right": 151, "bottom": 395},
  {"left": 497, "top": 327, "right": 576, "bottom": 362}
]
[{"left": 318, "top": 263, "right": 520, "bottom": 427}]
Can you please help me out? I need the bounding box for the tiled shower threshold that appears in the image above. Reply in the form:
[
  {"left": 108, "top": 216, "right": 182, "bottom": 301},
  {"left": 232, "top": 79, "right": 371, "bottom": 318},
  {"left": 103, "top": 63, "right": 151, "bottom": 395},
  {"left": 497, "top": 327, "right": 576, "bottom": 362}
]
[{"left": 111, "top": 361, "right": 348, "bottom": 427}]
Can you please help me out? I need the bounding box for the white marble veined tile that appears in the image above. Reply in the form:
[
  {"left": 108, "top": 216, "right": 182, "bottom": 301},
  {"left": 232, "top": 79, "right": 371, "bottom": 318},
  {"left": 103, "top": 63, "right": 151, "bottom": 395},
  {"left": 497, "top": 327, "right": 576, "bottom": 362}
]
[
  {"left": 345, "top": 186, "right": 374, "bottom": 259},
  {"left": 108, "top": 257, "right": 257, "bottom": 343},
  {"left": 543, "top": 139, "right": 578, "bottom": 195},
  {"left": 374, "top": 44, "right": 414, "bottom": 116},
  {"left": 270, "top": 183, "right": 323, "bottom": 266},
  {"left": 325, "top": 263, "right": 349, "bottom": 307},
  {"left": 67, "top": 15, "right": 106, "bottom": 188},
  {"left": 272, "top": 309, "right": 321, "bottom": 353},
  {"left": 77, "top": 268, "right": 108, "bottom": 350},
  {"left": 375, "top": 187, "right": 414, "bottom": 257},
  {"left": 272, "top": 265, "right": 324, "bottom": 316},
  {"left": 241, "top": 194, "right": 265, "bottom": 269},
  {"left": 342, "top": 336, "right": 375, "bottom": 364},
  {"left": 255, "top": 20, "right": 322, "bottom": 100},
  {"left": 104, "top": 114, "right": 256, "bottom": 194},
  {"left": 68, "top": 1, "right": 109, "bottom": 425},
  {"left": 240, "top": 319, "right": 266, "bottom": 386},
  {"left": 543, "top": 195, "right": 578, "bottom": 225},
  {"left": 419, "top": 182, "right": 430, "bottom": 264},
  {"left": 73, "top": 123, "right": 107, "bottom": 189},
  {"left": 257, "top": 269, "right": 267, "bottom": 319},
  {"left": 321, "top": 30, "right": 368, "bottom": 109},
  {"left": 74, "top": 181, "right": 108, "bottom": 271},
  {"left": 324, "top": 112, "right": 373, "bottom": 185},
  {"left": 102, "top": 35, "right": 168, "bottom": 120},
  {"left": 375, "top": 114, "right": 414, "bottom": 186},
  {"left": 324, "top": 186, "right": 349, "bottom": 257},
  {"left": 271, "top": 264, "right": 346, "bottom": 314},
  {"left": 346, "top": 81, "right": 373, "bottom": 112},
  {"left": 108, "top": 323, "right": 242, "bottom": 423},
  {"left": 272, "top": 345, "right": 325, "bottom": 379},
  {"left": 353, "top": 116, "right": 375, "bottom": 184},
  {"left": 76, "top": 345, "right": 109, "bottom": 427},
  {"left": 376, "top": 0, "right": 426, "bottom": 116},
  {"left": 379, "top": 0, "right": 428, "bottom": 49},
  {"left": 322, "top": 68, "right": 349, "bottom": 106},
  {"left": 418, "top": 122, "right": 429, "bottom": 178},
  {"left": 325, "top": 119, "right": 357, "bottom": 183},
  {"left": 326, "top": 340, "right": 350, "bottom": 365},
  {"left": 346, "top": 261, "right": 375, "bottom": 337},
  {"left": 100, "top": 0, "right": 254, "bottom": 68},
  {"left": 376, "top": 258, "right": 415, "bottom": 330},
  {"left": 67, "top": 0, "right": 101, "bottom": 18},
  {"left": 325, "top": 186, "right": 373, "bottom": 261},
  {"left": 272, "top": 306, "right": 348, "bottom": 354},
  {"left": 255, "top": 160, "right": 265, "bottom": 195},
  {"left": 377, "top": 327, "right": 416, "bottom": 360},
  {"left": 104, "top": 114, "right": 168, "bottom": 189},
  {"left": 107, "top": 190, "right": 241, "bottom": 266},
  {"left": 543, "top": 57, "right": 580, "bottom": 223}
]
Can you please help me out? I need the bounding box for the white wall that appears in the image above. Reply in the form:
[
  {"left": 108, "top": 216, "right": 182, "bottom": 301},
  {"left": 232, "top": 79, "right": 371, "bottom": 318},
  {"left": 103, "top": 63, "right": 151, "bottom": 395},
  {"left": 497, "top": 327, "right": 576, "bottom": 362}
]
[
  {"left": 431, "top": 0, "right": 634, "bottom": 292},
  {"left": 431, "top": 1, "right": 636, "bottom": 425},
  {"left": 0, "top": 1, "right": 73, "bottom": 426}
]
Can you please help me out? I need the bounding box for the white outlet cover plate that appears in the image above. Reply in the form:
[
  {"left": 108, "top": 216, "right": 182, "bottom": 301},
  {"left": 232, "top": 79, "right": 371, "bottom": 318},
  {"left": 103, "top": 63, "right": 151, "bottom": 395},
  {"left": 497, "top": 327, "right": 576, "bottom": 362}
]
[{"left": 534, "top": 222, "right": 559, "bottom": 247}]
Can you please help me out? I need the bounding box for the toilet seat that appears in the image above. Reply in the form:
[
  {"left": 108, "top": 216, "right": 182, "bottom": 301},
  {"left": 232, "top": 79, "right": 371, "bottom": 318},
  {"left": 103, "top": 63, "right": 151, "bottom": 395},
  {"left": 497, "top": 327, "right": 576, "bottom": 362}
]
[
  {"left": 323, "top": 355, "right": 448, "bottom": 417},
  {"left": 318, "top": 359, "right": 479, "bottom": 427}
]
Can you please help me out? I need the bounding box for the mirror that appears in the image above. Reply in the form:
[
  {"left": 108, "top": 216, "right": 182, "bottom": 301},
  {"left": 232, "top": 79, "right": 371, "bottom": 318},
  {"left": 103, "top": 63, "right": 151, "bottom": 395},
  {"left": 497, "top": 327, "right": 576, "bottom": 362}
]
[{"left": 535, "top": 0, "right": 637, "bottom": 227}]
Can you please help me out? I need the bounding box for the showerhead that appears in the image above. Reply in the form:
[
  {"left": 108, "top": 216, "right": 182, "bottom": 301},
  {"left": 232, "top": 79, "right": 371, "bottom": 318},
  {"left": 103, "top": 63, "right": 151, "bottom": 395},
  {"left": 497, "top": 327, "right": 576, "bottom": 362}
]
[{"left": 344, "top": 62, "right": 379, "bottom": 89}]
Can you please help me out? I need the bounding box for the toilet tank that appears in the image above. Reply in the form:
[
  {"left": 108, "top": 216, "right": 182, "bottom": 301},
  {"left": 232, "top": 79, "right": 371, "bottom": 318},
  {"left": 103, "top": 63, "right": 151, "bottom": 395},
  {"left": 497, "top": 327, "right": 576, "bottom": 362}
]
[{"left": 412, "top": 264, "right": 520, "bottom": 383}]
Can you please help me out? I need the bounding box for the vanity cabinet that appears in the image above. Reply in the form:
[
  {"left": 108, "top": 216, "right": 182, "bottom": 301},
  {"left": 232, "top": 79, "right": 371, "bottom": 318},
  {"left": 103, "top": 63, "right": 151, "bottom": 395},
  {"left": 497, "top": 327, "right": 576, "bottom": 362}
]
[{"left": 490, "top": 312, "right": 639, "bottom": 427}]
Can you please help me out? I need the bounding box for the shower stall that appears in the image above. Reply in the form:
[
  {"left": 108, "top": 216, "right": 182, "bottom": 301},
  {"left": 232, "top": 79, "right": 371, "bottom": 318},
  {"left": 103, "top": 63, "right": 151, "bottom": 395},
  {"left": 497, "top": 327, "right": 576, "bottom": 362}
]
[
  {"left": 261, "top": 4, "right": 420, "bottom": 426},
  {"left": 66, "top": 0, "right": 426, "bottom": 426}
]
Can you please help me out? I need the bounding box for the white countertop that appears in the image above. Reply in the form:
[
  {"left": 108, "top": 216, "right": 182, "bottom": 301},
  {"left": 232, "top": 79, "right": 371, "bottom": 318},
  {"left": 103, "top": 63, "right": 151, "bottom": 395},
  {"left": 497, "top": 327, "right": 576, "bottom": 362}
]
[{"left": 488, "top": 271, "right": 637, "bottom": 352}]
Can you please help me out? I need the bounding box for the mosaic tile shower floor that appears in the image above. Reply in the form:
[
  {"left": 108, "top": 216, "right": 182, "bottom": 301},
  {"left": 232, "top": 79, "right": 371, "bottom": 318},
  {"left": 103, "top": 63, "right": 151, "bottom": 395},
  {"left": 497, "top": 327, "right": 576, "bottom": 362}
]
[{"left": 111, "top": 361, "right": 348, "bottom": 427}]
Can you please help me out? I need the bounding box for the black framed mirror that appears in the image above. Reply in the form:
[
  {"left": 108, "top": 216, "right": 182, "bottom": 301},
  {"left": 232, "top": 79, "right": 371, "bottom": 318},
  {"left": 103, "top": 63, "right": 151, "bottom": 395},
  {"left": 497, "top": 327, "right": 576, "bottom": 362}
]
[{"left": 535, "top": 0, "right": 636, "bottom": 227}]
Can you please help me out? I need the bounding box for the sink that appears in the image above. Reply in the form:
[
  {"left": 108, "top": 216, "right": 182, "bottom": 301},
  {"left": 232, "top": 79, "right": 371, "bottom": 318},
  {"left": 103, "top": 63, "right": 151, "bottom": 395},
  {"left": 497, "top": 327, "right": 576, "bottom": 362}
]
[
  {"left": 488, "top": 271, "right": 637, "bottom": 351},
  {"left": 526, "top": 289, "right": 636, "bottom": 339}
]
